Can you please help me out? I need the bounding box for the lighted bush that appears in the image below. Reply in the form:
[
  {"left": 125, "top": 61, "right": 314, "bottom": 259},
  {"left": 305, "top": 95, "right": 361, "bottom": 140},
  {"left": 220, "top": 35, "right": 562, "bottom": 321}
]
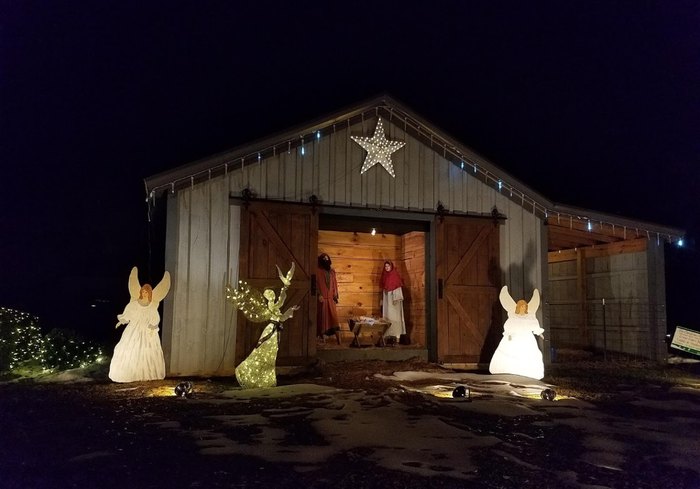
[
  {"left": 0, "top": 307, "right": 44, "bottom": 371},
  {"left": 0, "top": 307, "right": 104, "bottom": 373},
  {"left": 43, "top": 328, "right": 103, "bottom": 371}
]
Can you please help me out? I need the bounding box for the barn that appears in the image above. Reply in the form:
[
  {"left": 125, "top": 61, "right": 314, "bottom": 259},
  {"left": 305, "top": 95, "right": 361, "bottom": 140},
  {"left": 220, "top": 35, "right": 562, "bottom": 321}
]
[{"left": 145, "top": 95, "right": 684, "bottom": 377}]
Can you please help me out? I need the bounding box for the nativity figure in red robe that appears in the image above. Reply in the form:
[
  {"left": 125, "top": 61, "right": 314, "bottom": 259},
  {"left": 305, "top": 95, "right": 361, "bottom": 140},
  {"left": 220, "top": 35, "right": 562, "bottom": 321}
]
[{"left": 316, "top": 253, "right": 340, "bottom": 338}]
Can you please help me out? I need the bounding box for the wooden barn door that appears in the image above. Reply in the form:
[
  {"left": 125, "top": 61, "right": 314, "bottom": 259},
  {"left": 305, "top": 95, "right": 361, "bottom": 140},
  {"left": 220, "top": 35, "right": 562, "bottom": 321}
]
[
  {"left": 436, "top": 216, "right": 500, "bottom": 363},
  {"left": 237, "top": 201, "right": 318, "bottom": 366}
]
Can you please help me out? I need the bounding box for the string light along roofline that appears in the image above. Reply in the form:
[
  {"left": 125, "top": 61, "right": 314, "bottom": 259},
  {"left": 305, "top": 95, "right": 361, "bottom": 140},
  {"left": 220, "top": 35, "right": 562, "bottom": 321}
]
[{"left": 144, "top": 102, "right": 685, "bottom": 246}]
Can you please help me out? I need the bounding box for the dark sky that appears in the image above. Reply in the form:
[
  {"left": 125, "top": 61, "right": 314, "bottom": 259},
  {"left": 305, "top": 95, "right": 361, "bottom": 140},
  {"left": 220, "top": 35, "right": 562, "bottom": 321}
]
[{"left": 1, "top": 1, "right": 698, "bottom": 341}]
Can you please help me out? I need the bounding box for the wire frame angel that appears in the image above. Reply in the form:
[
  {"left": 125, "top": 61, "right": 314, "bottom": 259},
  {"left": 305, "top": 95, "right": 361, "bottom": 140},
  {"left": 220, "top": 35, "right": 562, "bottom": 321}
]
[
  {"left": 488, "top": 286, "right": 545, "bottom": 380},
  {"left": 226, "top": 263, "right": 299, "bottom": 388},
  {"left": 109, "top": 267, "right": 171, "bottom": 383}
]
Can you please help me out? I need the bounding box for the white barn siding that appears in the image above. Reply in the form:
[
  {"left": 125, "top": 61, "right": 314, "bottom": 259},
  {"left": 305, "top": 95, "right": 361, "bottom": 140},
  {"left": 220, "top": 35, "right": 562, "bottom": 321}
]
[{"left": 163, "top": 179, "right": 240, "bottom": 376}]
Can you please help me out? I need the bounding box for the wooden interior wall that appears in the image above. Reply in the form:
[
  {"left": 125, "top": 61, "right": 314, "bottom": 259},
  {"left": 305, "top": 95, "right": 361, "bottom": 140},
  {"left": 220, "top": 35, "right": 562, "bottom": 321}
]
[
  {"left": 318, "top": 230, "right": 425, "bottom": 332},
  {"left": 318, "top": 230, "right": 399, "bottom": 323},
  {"left": 402, "top": 232, "right": 426, "bottom": 346}
]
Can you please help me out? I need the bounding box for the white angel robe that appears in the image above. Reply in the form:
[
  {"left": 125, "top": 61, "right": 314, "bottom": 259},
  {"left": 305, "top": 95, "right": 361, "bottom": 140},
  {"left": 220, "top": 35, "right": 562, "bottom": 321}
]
[
  {"left": 489, "top": 315, "right": 544, "bottom": 380},
  {"left": 235, "top": 322, "right": 280, "bottom": 389},
  {"left": 382, "top": 287, "right": 406, "bottom": 339},
  {"left": 109, "top": 300, "right": 166, "bottom": 383}
]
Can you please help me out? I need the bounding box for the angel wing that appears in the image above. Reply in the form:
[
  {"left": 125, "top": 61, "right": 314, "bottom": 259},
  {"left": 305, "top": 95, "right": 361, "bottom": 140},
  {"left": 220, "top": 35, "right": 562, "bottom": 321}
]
[
  {"left": 128, "top": 267, "right": 140, "bottom": 300},
  {"left": 499, "top": 286, "right": 517, "bottom": 315},
  {"left": 152, "top": 271, "right": 171, "bottom": 304},
  {"left": 277, "top": 263, "right": 295, "bottom": 288},
  {"left": 528, "top": 289, "right": 541, "bottom": 316},
  {"left": 226, "top": 281, "right": 273, "bottom": 323}
]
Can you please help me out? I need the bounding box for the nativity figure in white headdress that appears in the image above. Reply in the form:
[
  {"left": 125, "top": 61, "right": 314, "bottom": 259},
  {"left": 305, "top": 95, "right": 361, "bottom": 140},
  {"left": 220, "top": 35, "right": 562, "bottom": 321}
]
[
  {"left": 489, "top": 286, "right": 545, "bottom": 380},
  {"left": 109, "top": 267, "right": 170, "bottom": 383},
  {"left": 226, "top": 263, "right": 299, "bottom": 389}
]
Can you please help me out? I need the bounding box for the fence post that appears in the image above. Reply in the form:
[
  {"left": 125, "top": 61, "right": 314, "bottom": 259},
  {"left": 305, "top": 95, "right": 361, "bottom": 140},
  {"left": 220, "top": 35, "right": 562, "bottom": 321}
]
[{"left": 602, "top": 298, "right": 607, "bottom": 361}]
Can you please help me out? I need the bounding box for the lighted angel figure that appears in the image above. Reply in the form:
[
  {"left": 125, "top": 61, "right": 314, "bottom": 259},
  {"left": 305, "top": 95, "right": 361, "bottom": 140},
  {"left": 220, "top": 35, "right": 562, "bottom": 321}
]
[
  {"left": 489, "top": 286, "right": 545, "bottom": 380},
  {"left": 226, "top": 263, "right": 299, "bottom": 388},
  {"left": 109, "top": 267, "right": 171, "bottom": 383}
]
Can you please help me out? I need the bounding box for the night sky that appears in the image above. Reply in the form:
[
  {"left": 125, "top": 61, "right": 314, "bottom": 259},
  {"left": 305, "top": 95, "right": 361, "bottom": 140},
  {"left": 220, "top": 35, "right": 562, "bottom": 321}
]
[{"left": 2, "top": 2, "right": 698, "bottom": 343}]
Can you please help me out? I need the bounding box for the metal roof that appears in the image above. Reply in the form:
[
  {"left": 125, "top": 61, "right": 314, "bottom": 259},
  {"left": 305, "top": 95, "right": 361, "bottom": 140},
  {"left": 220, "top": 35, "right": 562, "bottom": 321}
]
[{"left": 144, "top": 94, "right": 684, "bottom": 244}]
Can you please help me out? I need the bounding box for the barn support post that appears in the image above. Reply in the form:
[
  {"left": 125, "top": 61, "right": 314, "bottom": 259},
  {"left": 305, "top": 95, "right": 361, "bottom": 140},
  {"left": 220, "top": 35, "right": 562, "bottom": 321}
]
[
  {"left": 576, "top": 247, "right": 589, "bottom": 347},
  {"left": 602, "top": 298, "right": 607, "bottom": 361},
  {"left": 538, "top": 219, "right": 552, "bottom": 366},
  {"left": 646, "top": 243, "right": 668, "bottom": 363},
  {"left": 427, "top": 218, "right": 438, "bottom": 362}
]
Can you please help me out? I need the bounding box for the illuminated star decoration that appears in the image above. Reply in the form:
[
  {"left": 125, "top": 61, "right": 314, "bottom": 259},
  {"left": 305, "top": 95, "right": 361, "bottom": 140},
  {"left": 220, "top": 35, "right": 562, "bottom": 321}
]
[{"left": 351, "top": 117, "right": 405, "bottom": 177}]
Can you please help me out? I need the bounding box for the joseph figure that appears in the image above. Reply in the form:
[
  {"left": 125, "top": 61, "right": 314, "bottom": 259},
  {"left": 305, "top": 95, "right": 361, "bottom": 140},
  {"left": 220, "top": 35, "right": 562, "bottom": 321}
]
[{"left": 316, "top": 253, "right": 340, "bottom": 338}]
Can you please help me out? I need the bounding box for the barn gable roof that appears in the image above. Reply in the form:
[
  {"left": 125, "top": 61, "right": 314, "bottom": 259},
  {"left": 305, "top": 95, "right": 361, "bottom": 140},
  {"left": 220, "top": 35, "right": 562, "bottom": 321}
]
[{"left": 145, "top": 94, "right": 684, "bottom": 246}]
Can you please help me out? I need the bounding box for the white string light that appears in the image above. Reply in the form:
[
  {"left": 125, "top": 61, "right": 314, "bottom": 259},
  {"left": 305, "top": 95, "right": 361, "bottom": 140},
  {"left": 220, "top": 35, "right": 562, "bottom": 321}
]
[
  {"left": 350, "top": 117, "right": 404, "bottom": 177},
  {"left": 147, "top": 104, "right": 684, "bottom": 244}
]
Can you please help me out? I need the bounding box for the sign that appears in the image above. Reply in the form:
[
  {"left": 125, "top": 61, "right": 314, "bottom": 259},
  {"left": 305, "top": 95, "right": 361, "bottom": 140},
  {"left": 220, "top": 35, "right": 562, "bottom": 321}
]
[{"left": 670, "top": 326, "right": 700, "bottom": 357}]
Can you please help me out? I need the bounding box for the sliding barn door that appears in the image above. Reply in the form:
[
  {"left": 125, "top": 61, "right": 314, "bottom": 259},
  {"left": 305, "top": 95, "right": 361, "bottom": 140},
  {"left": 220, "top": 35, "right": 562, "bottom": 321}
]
[
  {"left": 436, "top": 216, "right": 500, "bottom": 363},
  {"left": 237, "top": 201, "right": 318, "bottom": 365}
]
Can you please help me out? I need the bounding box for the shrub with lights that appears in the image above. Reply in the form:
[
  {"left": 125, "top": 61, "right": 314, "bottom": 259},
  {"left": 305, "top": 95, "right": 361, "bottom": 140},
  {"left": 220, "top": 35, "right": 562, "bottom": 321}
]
[
  {"left": 0, "top": 307, "right": 44, "bottom": 371},
  {"left": 0, "top": 306, "right": 104, "bottom": 373},
  {"left": 43, "top": 328, "right": 104, "bottom": 371}
]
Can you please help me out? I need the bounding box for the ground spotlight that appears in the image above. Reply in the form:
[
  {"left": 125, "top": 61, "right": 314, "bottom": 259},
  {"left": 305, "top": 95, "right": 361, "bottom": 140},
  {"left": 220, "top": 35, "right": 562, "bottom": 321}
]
[
  {"left": 452, "top": 385, "right": 470, "bottom": 400},
  {"left": 540, "top": 388, "right": 556, "bottom": 401},
  {"left": 174, "top": 381, "right": 194, "bottom": 398}
]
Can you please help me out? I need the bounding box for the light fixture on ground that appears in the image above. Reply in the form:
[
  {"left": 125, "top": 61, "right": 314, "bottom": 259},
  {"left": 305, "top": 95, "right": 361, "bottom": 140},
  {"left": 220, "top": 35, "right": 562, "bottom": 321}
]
[
  {"left": 371, "top": 227, "right": 377, "bottom": 236},
  {"left": 175, "top": 381, "right": 194, "bottom": 398},
  {"left": 540, "top": 388, "right": 556, "bottom": 401},
  {"left": 452, "top": 385, "right": 470, "bottom": 400}
]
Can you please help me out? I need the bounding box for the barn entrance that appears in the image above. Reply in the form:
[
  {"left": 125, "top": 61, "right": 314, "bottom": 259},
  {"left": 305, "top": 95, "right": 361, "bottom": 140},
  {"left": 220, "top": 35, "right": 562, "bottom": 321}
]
[
  {"left": 236, "top": 200, "right": 501, "bottom": 366},
  {"left": 316, "top": 214, "right": 429, "bottom": 359}
]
